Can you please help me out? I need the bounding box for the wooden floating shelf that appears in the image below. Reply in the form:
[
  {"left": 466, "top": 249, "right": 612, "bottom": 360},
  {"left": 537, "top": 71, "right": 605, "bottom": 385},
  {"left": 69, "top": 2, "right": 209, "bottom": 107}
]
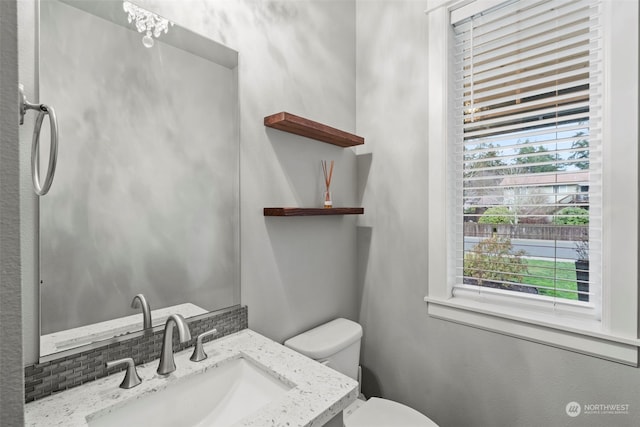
[
  {"left": 264, "top": 207, "right": 364, "bottom": 217},
  {"left": 264, "top": 112, "right": 364, "bottom": 147}
]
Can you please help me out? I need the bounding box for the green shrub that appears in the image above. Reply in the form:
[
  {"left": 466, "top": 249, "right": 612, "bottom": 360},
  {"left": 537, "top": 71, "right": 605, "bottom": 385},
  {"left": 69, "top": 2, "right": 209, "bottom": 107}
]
[
  {"left": 478, "top": 206, "right": 514, "bottom": 224},
  {"left": 553, "top": 207, "right": 589, "bottom": 225},
  {"left": 464, "top": 235, "right": 528, "bottom": 287}
]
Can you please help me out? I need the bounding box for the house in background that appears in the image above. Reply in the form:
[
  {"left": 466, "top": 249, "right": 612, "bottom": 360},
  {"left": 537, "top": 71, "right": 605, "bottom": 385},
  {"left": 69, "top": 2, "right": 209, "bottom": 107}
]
[{"left": 501, "top": 170, "right": 589, "bottom": 223}]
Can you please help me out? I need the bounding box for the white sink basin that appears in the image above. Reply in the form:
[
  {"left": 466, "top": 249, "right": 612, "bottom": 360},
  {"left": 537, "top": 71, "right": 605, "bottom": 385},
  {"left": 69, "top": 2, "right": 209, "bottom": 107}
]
[{"left": 87, "top": 356, "right": 293, "bottom": 427}]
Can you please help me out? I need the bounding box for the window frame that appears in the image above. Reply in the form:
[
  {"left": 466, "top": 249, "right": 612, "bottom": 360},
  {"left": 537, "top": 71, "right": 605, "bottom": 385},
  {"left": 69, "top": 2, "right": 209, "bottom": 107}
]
[{"left": 424, "top": 0, "right": 639, "bottom": 365}]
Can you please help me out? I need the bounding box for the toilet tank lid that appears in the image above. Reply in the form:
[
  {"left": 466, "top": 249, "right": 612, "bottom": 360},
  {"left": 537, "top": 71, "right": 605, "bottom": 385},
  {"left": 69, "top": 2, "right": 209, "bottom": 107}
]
[{"left": 284, "top": 318, "right": 362, "bottom": 360}]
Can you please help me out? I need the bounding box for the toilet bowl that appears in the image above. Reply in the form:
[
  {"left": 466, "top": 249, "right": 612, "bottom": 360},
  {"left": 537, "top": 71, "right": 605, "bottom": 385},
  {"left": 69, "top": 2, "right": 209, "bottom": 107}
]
[
  {"left": 284, "top": 318, "right": 438, "bottom": 427},
  {"left": 345, "top": 397, "right": 438, "bottom": 427}
]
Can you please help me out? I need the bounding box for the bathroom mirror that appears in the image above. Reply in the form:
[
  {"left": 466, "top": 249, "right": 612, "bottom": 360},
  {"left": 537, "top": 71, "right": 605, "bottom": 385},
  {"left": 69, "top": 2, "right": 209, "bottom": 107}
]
[{"left": 38, "top": 0, "right": 239, "bottom": 359}]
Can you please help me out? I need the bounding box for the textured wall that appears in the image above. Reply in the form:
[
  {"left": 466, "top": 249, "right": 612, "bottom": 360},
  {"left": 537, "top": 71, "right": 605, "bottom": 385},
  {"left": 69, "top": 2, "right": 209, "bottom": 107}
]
[
  {"left": 355, "top": 1, "right": 640, "bottom": 426},
  {"left": 21, "top": 0, "right": 359, "bottom": 363},
  {"left": 38, "top": 0, "right": 239, "bottom": 334},
  {"left": 9, "top": 0, "right": 640, "bottom": 425},
  {"left": 0, "top": 0, "right": 24, "bottom": 424},
  {"left": 141, "top": 0, "right": 360, "bottom": 343}
]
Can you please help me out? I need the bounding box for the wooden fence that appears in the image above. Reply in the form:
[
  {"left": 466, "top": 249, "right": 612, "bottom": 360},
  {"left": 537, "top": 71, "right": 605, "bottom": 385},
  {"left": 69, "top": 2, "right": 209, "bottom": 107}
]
[{"left": 463, "top": 223, "right": 588, "bottom": 241}]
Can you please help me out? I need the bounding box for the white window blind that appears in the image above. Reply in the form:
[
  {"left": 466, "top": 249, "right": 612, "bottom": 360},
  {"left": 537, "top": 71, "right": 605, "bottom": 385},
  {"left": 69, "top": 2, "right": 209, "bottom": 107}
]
[{"left": 452, "top": 0, "right": 602, "bottom": 310}]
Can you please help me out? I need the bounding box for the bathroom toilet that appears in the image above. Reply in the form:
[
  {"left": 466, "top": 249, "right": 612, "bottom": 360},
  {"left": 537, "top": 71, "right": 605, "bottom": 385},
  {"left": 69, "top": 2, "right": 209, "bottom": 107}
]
[{"left": 284, "top": 318, "right": 439, "bottom": 427}]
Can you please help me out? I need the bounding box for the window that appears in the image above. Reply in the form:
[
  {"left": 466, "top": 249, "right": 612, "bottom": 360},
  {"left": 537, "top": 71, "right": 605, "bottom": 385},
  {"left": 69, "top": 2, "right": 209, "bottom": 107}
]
[
  {"left": 455, "top": 0, "right": 600, "bottom": 310},
  {"left": 425, "top": 0, "right": 639, "bottom": 364}
]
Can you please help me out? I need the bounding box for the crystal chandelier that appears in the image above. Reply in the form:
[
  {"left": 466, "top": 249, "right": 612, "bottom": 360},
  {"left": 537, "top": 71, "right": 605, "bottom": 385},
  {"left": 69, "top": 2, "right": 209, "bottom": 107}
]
[{"left": 122, "top": 1, "right": 174, "bottom": 48}]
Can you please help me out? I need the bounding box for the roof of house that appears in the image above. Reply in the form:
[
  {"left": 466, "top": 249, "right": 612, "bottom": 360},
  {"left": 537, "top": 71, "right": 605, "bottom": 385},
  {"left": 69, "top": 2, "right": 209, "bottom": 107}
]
[{"left": 500, "top": 171, "right": 589, "bottom": 187}]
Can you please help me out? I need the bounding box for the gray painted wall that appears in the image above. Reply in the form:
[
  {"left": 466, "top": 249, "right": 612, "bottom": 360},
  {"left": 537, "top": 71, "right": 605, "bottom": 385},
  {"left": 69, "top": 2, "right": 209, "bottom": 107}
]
[
  {"left": 6, "top": 0, "right": 358, "bottom": 421},
  {"left": 142, "top": 0, "right": 360, "bottom": 344},
  {"left": 6, "top": 1, "right": 639, "bottom": 427},
  {"left": 19, "top": 0, "right": 359, "bottom": 361},
  {"left": 355, "top": 1, "right": 640, "bottom": 426}
]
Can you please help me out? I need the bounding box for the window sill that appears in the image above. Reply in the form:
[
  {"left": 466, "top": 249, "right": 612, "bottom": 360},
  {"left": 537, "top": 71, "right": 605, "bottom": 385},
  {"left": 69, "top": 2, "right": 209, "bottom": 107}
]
[{"left": 425, "top": 295, "right": 639, "bottom": 366}]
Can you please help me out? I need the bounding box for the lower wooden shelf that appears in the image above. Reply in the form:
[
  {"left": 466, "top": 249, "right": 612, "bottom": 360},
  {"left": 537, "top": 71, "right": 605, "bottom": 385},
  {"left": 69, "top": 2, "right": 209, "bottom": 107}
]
[{"left": 264, "top": 207, "right": 364, "bottom": 216}]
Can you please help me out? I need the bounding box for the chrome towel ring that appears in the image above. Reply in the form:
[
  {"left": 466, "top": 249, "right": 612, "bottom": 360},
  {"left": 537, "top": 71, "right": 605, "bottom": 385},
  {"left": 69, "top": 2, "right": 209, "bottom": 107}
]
[{"left": 19, "top": 84, "right": 59, "bottom": 196}]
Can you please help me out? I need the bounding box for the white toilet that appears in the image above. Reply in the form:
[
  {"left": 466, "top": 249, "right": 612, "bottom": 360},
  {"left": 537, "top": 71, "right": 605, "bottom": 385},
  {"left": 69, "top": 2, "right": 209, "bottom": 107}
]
[{"left": 284, "top": 318, "right": 439, "bottom": 427}]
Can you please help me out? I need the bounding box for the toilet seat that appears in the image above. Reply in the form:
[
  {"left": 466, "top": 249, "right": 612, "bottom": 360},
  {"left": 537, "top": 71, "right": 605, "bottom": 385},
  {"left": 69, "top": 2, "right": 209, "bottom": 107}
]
[{"left": 344, "top": 397, "right": 439, "bottom": 427}]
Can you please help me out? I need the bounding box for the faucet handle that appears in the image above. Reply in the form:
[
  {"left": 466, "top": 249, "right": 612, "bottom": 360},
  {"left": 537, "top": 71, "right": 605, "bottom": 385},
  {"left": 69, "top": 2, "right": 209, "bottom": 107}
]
[
  {"left": 190, "top": 329, "right": 218, "bottom": 362},
  {"left": 106, "top": 357, "right": 142, "bottom": 389}
]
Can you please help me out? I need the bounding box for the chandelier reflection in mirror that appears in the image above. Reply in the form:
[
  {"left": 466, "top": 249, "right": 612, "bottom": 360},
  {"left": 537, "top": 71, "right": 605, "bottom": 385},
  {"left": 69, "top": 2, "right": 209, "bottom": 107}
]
[{"left": 122, "top": 1, "right": 174, "bottom": 48}]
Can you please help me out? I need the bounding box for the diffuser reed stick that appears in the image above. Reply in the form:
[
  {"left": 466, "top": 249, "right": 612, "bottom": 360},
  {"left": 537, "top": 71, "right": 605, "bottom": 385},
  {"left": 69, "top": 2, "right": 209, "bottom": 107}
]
[{"left": 322, "top": 160, "right": 334, "bottom": 208}]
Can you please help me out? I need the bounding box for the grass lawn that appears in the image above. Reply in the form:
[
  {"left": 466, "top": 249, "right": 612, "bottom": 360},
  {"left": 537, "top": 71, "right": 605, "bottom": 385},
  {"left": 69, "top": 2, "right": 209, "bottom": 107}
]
[{"left": 521, "top": 258, "right": 578, "bottom": 300}]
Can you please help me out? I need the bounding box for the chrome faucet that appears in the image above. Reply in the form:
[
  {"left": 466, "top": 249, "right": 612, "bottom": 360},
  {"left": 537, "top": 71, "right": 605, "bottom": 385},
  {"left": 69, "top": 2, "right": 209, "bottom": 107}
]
[
  {"left": 131, "top": 294, "right": 152, "bottom": 330},
  {"left": 157, "top": 314, "right": 191, "bottom": 375}
]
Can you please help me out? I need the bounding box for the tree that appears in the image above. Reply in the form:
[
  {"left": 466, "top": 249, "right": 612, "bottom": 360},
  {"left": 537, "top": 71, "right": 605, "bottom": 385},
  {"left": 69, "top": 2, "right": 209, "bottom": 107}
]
[
  {"left": 464, "top": 235, "right": 528, "bottom": 287},
  {"left": 463, "top": 142, "right": 506, "bottom": 211},
  {"left": 479, "top": 206, "right": 514, "bottom": 224},
  {"left": 514, "top": 145, "right": 562, "bottom": 173},
  {"left": 567, "top": 132, "right": 589, "bottom": 170},
  {"left": 464, "top": 142, "right": 505, "bottom": 173},
  {"left": 553, "top": 207, "right": 589, "bottom": 225}
]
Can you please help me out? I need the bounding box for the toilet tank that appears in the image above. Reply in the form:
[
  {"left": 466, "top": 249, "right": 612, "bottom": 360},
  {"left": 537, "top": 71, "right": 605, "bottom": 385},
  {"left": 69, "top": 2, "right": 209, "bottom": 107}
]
[{"left": 284, "top": 318, "right": 362, "bottom": 380}]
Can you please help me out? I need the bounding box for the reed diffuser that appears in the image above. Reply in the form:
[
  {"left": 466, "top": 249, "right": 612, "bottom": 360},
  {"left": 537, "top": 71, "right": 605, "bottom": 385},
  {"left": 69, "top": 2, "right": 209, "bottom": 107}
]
[{"left": 322, "top": 160, "right": 334, "bottom": 208}]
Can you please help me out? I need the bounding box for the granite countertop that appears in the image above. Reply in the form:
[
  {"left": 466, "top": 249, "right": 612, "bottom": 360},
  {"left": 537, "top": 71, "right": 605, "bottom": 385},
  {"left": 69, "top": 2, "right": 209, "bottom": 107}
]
[{"left": 25, "top": 329, "right": 359, "bottom": 427}]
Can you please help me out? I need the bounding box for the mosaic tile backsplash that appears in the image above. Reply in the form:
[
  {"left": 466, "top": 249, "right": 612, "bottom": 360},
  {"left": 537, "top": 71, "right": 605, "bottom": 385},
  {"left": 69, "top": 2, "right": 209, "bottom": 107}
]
[{"left": 24, "top": 305, "right": 248, "bottom": 403}]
